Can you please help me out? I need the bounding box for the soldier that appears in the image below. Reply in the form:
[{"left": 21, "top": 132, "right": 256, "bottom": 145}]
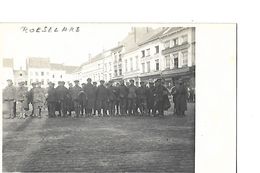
[
  {"left": 154, "top": 79, "right": 169, "bottom": 116},
  {"left": 80, "top": 83, "right": 87, "bottom": 116},
  {"left": 107, "top": 81, "right": 117, "bottom": 116},
  {"left": 46, "top": 82, "right": 57, "bottom": 117},
  {"left": 16, "top": 81, "right": 28, "bottom": 119},
  {"left": 56, "top": 81, "right": 69, "bottom": 117},
  {"left": 175, "top": 80, "right": 188, "bottom": 116},
  {"left": 3, "top": 79, "right": 16, "bottom": 119},
  {"left": 83, "top": 78, "right": 96, "bottom": 116},
  {"left": 136, "top": 81, "right": 148, "bottom": 115},
  {"left": 127, "top": 79, "right": 137, "bottom": 116},
  {"left": 147, "top": 81, "right": 156, "bottom": 116},
  {"left": 93, "top": 81, "right": 98, "bottom": 115},
  {"left": 33, "top": 82, "right": 46, "bottom": 118},
  {"left": 114, "top": 82, "right": 120, "bottom": 115},
  {"left": 27, "top": 82, "right": 37, "bottom": 117},
  {"left": 71, "top": 80, "right": 82, "bottom": 117},
  {"left": 118, "top": 80, "right": 128, "bottom": 115},
  {"left": 67, "top": 83, "right": 74, "bottom": 116},
  {"left": 96, "top": 80, "right": 108, "bottom": 116}
]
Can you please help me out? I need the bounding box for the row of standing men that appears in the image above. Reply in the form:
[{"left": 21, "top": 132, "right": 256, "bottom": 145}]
[{"left": 3, "top": 78, "right": 189, "bottom": 119}]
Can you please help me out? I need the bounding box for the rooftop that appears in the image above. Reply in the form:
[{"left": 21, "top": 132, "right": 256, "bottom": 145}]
[
  {"left": 27, "top": 57, "right": 50, "bottom": 68},
  {"left": 3, "top": 58, "right": 14, "bottom": 68}
]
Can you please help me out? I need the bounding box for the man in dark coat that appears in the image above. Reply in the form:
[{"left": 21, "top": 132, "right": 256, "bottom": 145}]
[
  {"left": 127, "top": 79, "right": 137, "bottom": 116},
  {"left": 27, "top": 82, "right": 36, "bottom": 117},
  {"left": 83, "top": 78, "right": 96, "bottom": 116},
  {"left": 114, "top": 82, "right": 120, "bottom": 115},
  {"left": 175, "top": 80, "right": 188, "bottom": 116},
  {"left": 118, "top": 80, "right": 128, "bottom": 115},
  {"left": 71, "top": 80, "right": 82, "bottom": 117},
  {"left": 147, "top": 81, "right": 156, "bottom": 116},
  {"left": 80, "top": 83, "right": 87, "bottom": 116},
  {"left": 3, "top": 79, "right": 16, "bottom": 119},
  {"left": 154, "top": 79, "right": 168, "bottom": 116},
  {"left": 107, "top": 81, "right": 117, "bottom": 116},
  {"left": 55, "top": 81, "right": 69, "bottom": 117},
  {"left": 46, "top": 82, "right": 57, "bottom": 117},
  {"left": 96, "top": 80, "right": 108, "bottom": 116},
  {"left": 136, "top": 81, "right": 148, "bottom": 115},
  {"left": 67, "top": 83, "right": 74, "bottom": 116}
]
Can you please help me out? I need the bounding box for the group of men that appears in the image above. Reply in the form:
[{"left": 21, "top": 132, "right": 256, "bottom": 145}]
[{"left": 2, "top": 77, "right": 189, "bottom": 119}]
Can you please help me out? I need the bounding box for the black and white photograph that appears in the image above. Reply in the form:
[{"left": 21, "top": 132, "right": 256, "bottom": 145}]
[{"left": 2, "top": 23, "right": 195, "bottom": 172}]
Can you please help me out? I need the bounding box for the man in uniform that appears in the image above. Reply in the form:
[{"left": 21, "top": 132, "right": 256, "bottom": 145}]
[
  {"left": 114, "top": 82, "right": 120, "bottom": 115},
  {"left": 154, "top": 79, "right": 169, "bottom": 116},
  {"left": 147, "top": 81, "right": 156, "bottom": 116},
  {"left": 106, "top": 81, "right": 117, "bottom": 116},
  {"left": 46, "top": 82, "right": 57, "bottom": 117},
  {"left": 16, "top": 81, "right": 28, "bottom": 118},
  {"left": 55, "top": 81, "right": 69, "bottom": 117},
  {"left": 80, "top": 83, "right": 87, "bottom": 116},
  {"left": 118, "top": 80, "right": 128, "bottom": 116},
  {"left": 3, "top": 79, "right": 16, "bottom": 119},
  {"left": 93, "top": 81, "right": 98, "bottom": 115},
  {"left": 127, "top": 79, "right": 137, "bottom": 116},
  {"left": 67, "top": 83, "right": 74, "bottom": 116},
  {"left": 33, "top": 82, "right": 46, "bottom": 118},
  {"left": 136, "top": 81, "right": 148, "bottom": 116},
  {"left": 96, "top": 80, "right": 108, "bottom": 116},
  {"left": 71, "top": 80, "right": 82, "bottom": 117},
  {"left": 83, "top": 78, "right": 96, "bottom": 116}
]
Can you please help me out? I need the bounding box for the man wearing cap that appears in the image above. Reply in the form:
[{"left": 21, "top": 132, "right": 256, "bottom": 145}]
[
  {"left": 96, "top": 80, "right": 108, "bottom": 116},
  {"left": 83, "top": 78, "right": 97, "bottom": 116},
  {"left": 71, "top": 80, "right": 82, "bottom": 117},
  {"left": 16, "top": 81, "right": 28, "bottom": 118},
  {"left": 106, "top": 81, "right": 117, "bottom": 116},
  {"left": 127, "top": 79, "right": 138, "bottom": 116},
  {"left": 27, "top": 82, "right": 37, "bottom": 116},
  {"left": 147, "top": 81, "right": 156, "bottom": 116},
  {"left": 33, "top": 82, "right": 46, "bottom": 118},
  {"left": 136, "top": 81, "right": 148, "bottom": 115},
  {"left": 55, "top": 81, "right": 69, "bottom": 117},
  {"left": 118, "top": 80, "right": 128, "bottom": 116},
  {"left": 46, "top": 82, "right": 57, "bottom": 117},
  {"left": 67, "top": 83, "right": 74, "bottom": 116},
  {"left": 154, "top": 78, "right": 169, "bottom": 116},
  {"left": 80, "top": 83, "right": 87, "bottom": 116},
  {"left": 3, "top": 79, "right": 17, "bottom": 119}
]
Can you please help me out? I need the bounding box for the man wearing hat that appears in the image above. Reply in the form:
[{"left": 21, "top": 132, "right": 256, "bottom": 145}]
[
  {"left": 3, "top": 79, "right": 17, "bottom": 119},
  {"left": 136, "top": 81, "right": 148, "bottom": 115},
  {"left": 83, "top": 78, "right": 97, "bottom": 116},
  {"left": 55, "top": 81, "right": 69, "bottom": 117},
  {"left": 127, "top": 79, "right": 137, "bottom": 116},
  {"left": 70, "top": 80, "right": 82, "bottom": 117},
  {"left": 16, "top": 81, "right": 29, "bottom": 118},
  {"left": 33, "top": 82, "right": 46, "bottom": 118},
  {"left": 147, "top": 81, "right": 156, "bottom": 116},
  {"left": 46, "top": 82, "right": 57, "bottom": 117},
  {"left": 106, "top": 81, "right": 117, "bottom": 116},
  {"left": 96, "top": 80, "right": 108, "bottom": 116}
]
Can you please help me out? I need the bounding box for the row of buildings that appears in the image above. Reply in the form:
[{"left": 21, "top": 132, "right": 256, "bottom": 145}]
[
  {"left": 2, "top": 58, "right": 78, "bottom": 88},
  {"left": 74, "top": 27, "right": 195, "bottom": 88}
]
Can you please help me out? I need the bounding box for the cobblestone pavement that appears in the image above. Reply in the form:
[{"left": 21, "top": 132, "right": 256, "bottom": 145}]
[{"left": 3, "top": 103, "right": 195, "bottom": 172}]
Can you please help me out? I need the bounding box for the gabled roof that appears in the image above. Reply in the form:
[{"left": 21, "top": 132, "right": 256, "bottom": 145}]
[
  {"left": 3, "top": 58, "right": 14, "bottom": 68},
  {"left": 27, "top": 57, "right": 50, "bottom": 68}
]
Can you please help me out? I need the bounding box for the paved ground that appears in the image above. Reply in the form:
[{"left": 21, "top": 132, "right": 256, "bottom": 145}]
[{"left": 3, "top": 103, "right": 195, "bottom": 172}]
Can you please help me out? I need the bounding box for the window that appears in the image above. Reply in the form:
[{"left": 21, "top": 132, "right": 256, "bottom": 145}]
[
  {"left": 119, "top": 69, "right": 122, "bottom": 75},
  {"left": 141, "top": 50, "right": 145, "bottom": 57},
  {"left": 146, "top": 48, "right": 150, "bottom": 56},
  {"left": 35, "top": 72, "right": 38, "bottom": 76},
  {"left": 155, "top": 45, "right": 159, "bottom": 54},
  {"left": 114, "top": 70, "right": 117, "bottom": 77},
  {"left": 172, "top": 38, "right": 179, "bottom": 47},
  {"left": 52, "top": 74, "right": 55, "bottom": 78},
  {"left": 146, "top": 61, "right": 150, "bottom": 72},
  {"left": 182, "top": 35, "right": 188, "bottom": 44},
  {"left": 125, "top": 59, "right": 128, "bottom": 72},
  {"left": 165, "top": 55, "right": 170, "bottom": 68},
  {"left": 182, "top": 51, "right": 188, "bottom": 67},
  {"left": 119, "top": 54, "right": 122, "bottom": 62},
  {"left": 155, "top": 59, "right": 159, "bottom": 71},
  {"left": 142, "top": 63, "right": 145, "bottom": 73},
  {"left": 135, "top": 56, "right": 139, "bottom": 70},
  {"left": 19, "top": 73, "right": 22, "bottom": 76},
  {"left": 130, "top": 57, "right": 133, "bottom": 71},
  {"left": 164, "top": 41, "right": 170, "bottom": 48},
  {"left": 173, "top": 54, "right": 179, "bottom": 68},
  {"left": 25, "top": 81, "right": 27, "bottom": 85},
  {"left": 98, "top": 64, "right": 100, "bottom": 69},
  {"left": 41, "top": 72, "right": 44, "bottom": 76},
  {"left": 109, "top": 73, "right": 112, "bottom": 79},
  {"left": 60, "top": 75, "right": 63, "bottom": 79}
]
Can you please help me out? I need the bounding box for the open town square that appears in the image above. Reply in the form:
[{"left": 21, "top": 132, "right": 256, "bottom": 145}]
[{"left": 2, "top": 26, "right": 195, "bottom": 172}]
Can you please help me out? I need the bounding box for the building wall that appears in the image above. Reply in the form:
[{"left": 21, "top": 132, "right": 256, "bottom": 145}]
[{"left": 27, "top": 68, "right": 50, "bottom": 88}]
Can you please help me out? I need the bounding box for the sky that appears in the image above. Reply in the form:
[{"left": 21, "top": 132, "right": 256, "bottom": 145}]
[{"left": 0, "top": 23, "right": 132, "bottom": 69}]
